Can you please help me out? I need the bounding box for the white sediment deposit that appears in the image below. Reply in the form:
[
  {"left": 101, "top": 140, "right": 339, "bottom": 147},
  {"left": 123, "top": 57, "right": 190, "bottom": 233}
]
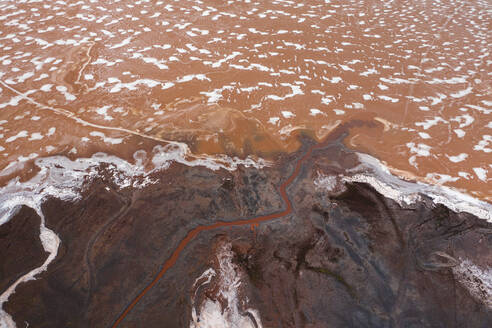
[
  {"left": 190, "top": 242, "right": 262, "bottom": 328},
  {"left": 0, "top": 146, "right": 268, "bottom": 328}
]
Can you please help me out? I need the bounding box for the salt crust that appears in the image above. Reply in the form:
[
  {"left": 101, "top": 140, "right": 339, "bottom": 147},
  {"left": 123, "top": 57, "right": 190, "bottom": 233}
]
[{"left": 190, "top": 242, "right": 262, "bottom": 328}]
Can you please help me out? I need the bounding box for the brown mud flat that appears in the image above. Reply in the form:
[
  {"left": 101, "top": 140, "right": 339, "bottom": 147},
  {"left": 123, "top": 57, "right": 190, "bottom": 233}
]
[{"left": 1, "top": 136, "right": 491, "bottom": 327}]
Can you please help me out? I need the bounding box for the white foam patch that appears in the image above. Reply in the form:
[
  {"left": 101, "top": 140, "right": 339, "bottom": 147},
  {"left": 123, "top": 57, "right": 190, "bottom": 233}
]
[
  {"left": 418, "top": 132, "right": 431, "bottom": 139},
  {"left": 177, "top": 74, "right": 210, "bottom": 83},
  {"left": 425, "top": 173, "right": 459, "bottom": 185},
  {"left": 378, "top": 95, "right": 399, "bottom": 103},
  {"left": 205, "top": 51, "right": 241, "bottom": 68},
  {"left": 95, "top": 105, "right": 113, "bottom": 121},
  {"left": 109, "top": 37, "right": 132, "bottom": 49},
  {"left": 89, "top": 131, "right": 123, "bottom": 144},
  {"left": 190, "top": 242, "right": 262, "bottom": 328},
  {"left": 281, "top": 111, "right": 295, "bottom": 118},
  {"left": 5, "top": 131, "right": 28, "bottom": 143},
  {"left": 28, "top": 132, "right": 43, "bottom": 141},
  {"left": 309, "top": 108, "right": 323, "bottom": 116},
  {"left": 446, "top": 153, "right": 468, "bottom": 163},
  {"left": 108, "top": 78, "right": 161, "bottom": 93},
  {"left": 55, "top": 85, "right": 76, "bottom": 101},
  {"left": 415, "top": 116, "right": 448, "bottom": 130},
  {"left": 473, "top": 135, "right": 492, "bottom": 153},
  {"left": 451, "top": 114, "right": 474, "bottom": 128},
  {"left": 266, "top": 84, "right": 303, "bottom": 101},
  {"left": 406, "top": 142, "right": 431, "bottom": 168},
  {"left": 141, "top": 57, "right": 169, "bottom": 70},
  {"left": 454, "top": 129, "right": 465, "bottom": 138},
  {"left": 473, "top": 167, "right": 487, "bottom": 182},
  {"left": 450, "top": 86, "right": 473, "bottom": 98}
]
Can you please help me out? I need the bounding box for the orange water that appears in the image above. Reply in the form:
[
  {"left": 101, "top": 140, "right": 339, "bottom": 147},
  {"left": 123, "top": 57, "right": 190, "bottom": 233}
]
[{"left": 0, "top": 0, "right": 490, "bottom": 200}]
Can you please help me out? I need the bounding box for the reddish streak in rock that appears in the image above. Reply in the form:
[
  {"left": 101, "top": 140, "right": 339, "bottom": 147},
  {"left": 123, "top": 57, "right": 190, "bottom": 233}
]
[{"left": 111, "top": 141, "right": 320, "bottom": 327}]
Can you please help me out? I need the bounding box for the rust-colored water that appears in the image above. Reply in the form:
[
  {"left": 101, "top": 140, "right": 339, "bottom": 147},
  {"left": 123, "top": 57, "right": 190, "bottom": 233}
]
[
  {"left": 0, "top": 0, "right": 490, "bottom": 199},
  {"left": 111, "top": 120, "right": 331, "bottom": 327}
]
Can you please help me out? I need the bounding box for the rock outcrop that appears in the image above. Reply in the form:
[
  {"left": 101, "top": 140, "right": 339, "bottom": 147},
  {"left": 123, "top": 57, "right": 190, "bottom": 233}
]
[{"left": 1, "top": 139, "right": 491, "bottom": 327}]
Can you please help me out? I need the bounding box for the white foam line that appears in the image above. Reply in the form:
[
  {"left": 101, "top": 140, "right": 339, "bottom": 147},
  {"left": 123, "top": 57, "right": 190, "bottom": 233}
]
[
  {"left": 315, "top": 154, "right": 492, "bottom": 308},
  {"left": 0, "top": 80, "right": 181, "bottom": 145},
  {"left": 151, "top": 144, "right": 268, "bottom": 171},
  {"left": 74, "top": 42, "right": 95, "bottom": 86},
  {"left": 0, "top": 80, "right": 267, "bottom": 171},
  {"left": 1, "top": 145, "right": 268, "bottom": 226},
  {"left": 0, "top": 154, "right": 103, "bottom": 328},
  {"left": 342, "top": 153, "right": 492, "bottom": 223},
  {"left": 0, "top": 196, "right": 60, "bottom": 328},
  {"left": 109, "top": 37, "right": 132, "bottom": 49},
  {"left": 0, "top": 144, "right": 267, "bottom": 327}
]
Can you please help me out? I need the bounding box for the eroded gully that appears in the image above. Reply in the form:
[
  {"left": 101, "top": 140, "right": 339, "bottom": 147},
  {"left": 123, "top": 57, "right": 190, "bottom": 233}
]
[{"left": 111, "top": 138, "right": 326, "bottom": 327}]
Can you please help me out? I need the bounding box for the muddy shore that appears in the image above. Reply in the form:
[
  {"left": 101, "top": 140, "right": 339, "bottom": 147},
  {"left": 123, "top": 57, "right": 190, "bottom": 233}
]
[{"left": 1, "top": 136, "right": 490, "bottom": 327}]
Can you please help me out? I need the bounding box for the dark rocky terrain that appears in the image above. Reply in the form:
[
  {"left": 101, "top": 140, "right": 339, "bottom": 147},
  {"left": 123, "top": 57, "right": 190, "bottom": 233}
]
[
  {"left": 1, "top": 139, "right": 491, "bottom": 327},
  {"left": 0, "top": 207, "right": 47, "bottom": 294}
]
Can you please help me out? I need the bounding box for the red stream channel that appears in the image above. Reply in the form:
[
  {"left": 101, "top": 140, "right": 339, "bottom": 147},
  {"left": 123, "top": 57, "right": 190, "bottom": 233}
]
[{"left": 111, "top": 140, "right": 324, "bottom": 327}]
